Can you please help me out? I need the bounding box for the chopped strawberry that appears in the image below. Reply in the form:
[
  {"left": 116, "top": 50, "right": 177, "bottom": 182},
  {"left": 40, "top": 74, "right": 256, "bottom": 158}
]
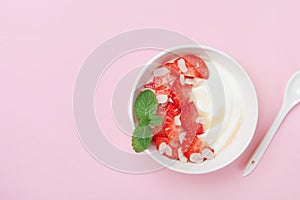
[
  {"left": 162, "top": 102, "right": 182, "bottom": 140},
  {"left": 153, "top": 75, "right": 165, "bottom": 86},
  {"left": 164, "top": 125, "right": 179, "bottom": 140},
  {"left": 144, "top": 83, "right": 172, "bottom": 99},
  {"left": 196, "top": 123, "right": 204, "bottom": 135},
  {"left": 171, "top": 78, "right": 192, "bottom": 108},
  {"left": 152, "top": 102, "right": 181, "bottom": 140},
  {"left": 173, "top": 57, "right": 199, "bottom": 78},
  {"left": 154, "top": 129, "right": 169, "bottom": 149},
  {"left": 183, "top": 136, "right": 203, "bottom": 158},
  {"left": 152, "top": 125, "right": 162, "bottom": 135},
  {"left": 167, "top": 139, "right": 181, "bottom": 159},
  {"left": 163, "top": 115, "right": 179, "bottom": 140},
  {"left": 164, "top": 62, "right": 181, "bottom": 75},
  {"left": 164, "top": 102, "right": 181, "bottom": 117},
  {"left": 169, "top": 90, "right": 180, "bottom": 108},
  {"left": 152, "top": 126, "right": 166, "bottom": 140},
  {"left": 183, "top": 55, "right": 209, "bottom": 79},
  {"left": 155, "top": 136, "right": 169, "bottom": 149},
  {"left": 144, "top": 82, "right": 156, "bottom": 90},
  {"left": 155, "top": 85, "right": 171, "bottom": 96}
]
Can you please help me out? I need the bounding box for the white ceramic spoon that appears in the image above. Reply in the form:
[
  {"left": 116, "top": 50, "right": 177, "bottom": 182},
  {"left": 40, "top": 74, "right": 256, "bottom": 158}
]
[{"left": 244, "top": 71, "right": 300, "bottom": 176}]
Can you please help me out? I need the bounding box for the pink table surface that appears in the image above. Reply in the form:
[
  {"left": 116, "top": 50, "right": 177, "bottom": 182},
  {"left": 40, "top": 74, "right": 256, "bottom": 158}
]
[{"left": 1, "top": 0, "right": 300, "bottom": 199}]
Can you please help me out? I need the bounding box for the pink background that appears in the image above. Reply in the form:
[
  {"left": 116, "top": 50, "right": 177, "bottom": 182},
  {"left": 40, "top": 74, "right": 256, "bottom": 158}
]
[{"left": 1, "top": 0, "right": 300, "bottom": 199}]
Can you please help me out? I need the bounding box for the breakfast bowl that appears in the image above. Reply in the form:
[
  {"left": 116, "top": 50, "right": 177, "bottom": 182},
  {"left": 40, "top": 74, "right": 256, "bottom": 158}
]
[{"left": 129, "top": 45, "right": 258, "bottom": 174}]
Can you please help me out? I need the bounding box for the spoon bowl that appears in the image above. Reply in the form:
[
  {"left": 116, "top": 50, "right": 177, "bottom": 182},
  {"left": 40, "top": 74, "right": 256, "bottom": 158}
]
[{"left": 284, "top": 71, "right": 300, "bottom": 109}]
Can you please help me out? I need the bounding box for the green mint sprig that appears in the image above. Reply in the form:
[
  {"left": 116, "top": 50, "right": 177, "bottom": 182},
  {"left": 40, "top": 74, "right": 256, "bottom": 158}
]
[{"left": 132, "top": 90, "right": 163, "bottom": 153}]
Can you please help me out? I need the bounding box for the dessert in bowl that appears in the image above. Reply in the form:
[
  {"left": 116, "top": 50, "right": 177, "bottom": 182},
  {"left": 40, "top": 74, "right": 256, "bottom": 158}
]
[{"left": 129, "top": 45, "right": 258, "bottom": 174}]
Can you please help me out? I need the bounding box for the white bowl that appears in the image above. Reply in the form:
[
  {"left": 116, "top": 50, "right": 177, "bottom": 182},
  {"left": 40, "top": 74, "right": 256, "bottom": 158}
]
[{"left": 129, "top": 45, "right": 258, "bottom": 174}]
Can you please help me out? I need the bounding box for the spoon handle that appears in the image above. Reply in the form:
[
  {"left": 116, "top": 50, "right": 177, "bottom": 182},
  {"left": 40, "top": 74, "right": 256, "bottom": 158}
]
[{"left": 243, "top": 106, "right": 290, "bottom": 176}]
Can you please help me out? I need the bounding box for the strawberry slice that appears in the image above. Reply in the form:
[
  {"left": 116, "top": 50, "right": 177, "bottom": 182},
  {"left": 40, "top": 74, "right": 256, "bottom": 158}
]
[
  {"left": 164, "top": 102, "right": 181, "bottom": 117},
  {"left": 183, "top": 136, "right": 203, "bottom": 158},
  {"left": 162, "top": 102, "right": 182, "bottom": 140},
  {"left": 144, "top": 82, "right": 156, "bottom": 90},
  {"left": 181, "top": 126, "right": 203, "bottom": 152},
  {"left": 180, "top": 102, "right": 202, "bottom": 152},
  {"left": 155, "top": 85, "right": 171, "bottom": 96},
  {"left": 174, "top": 57, "right": 199, "bottom": 78},
  {"left": 171, "top": 78, "right": 192, "bottom": 108},
  {"left": 163, "top": 115, "right": 179, "bottom": 140},
  {"left": 181, "top": 131, "right": 197, "bottom": 153},
  {"left": 169, "top": 90, "right": 180, "bottom": 108},
  {"left": 153, "top": 128, "right": 167, "bottom": 141},
  {"left": 144, "top": 83, "right": 172, "bottom": 101},
  {"left": 164, "top": 62, "right": 181, "bottom": 75},
  {"left": 180, "top": 102, "right": 199, "bottom": 132},
  {"left": 183, "top": 55, "right": 209, "bottom": 79},
  {"left": 155, "top": 136, "right": 169, "bottom": 149},
  {"left": 152, "top": 102, "right": 181, "bottom": 141}
]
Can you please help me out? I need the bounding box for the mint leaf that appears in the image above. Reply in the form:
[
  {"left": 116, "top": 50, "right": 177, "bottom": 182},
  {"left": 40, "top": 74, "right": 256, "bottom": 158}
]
[
  {"left": 131, "top": 125, "right": 153, "bottom": 153},
  {"left": 132, "top": 90, "right": 162, "bottom": 153},
  {"left": 148, "top": 104, "right": 158, "bottom": 116},
  {"left": 134, "top": 90, "right": 157, "bottom": 120},
  {"left": 139, "top": 116, "right": 151, "bottom": 127},
  {"left": 149, "top": 115, "right": 163, "bottom": 126}
]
